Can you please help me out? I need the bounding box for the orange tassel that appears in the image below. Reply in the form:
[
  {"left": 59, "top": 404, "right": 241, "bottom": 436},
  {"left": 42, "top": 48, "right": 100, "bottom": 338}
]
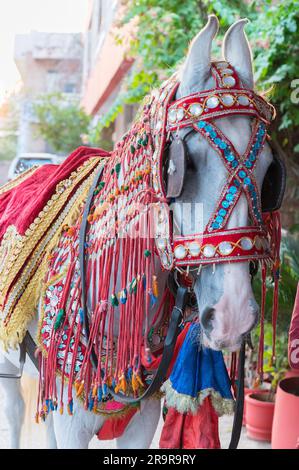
[
  {"left": 115, "top": 375, "right": 127, "bottom": 393},
  {"left": 132, "top": 374, "right": 139, "bottom": 393},
  {"left": 74, "top": 381, "right": 80, "bottom": 393},
  {"left": 120, "top": 376, "right": 127, "bottom": 393},
  {"left": 92, "top": 384, "right": 98, "bottom": 398},
  {"left": 59, "top": 405, "right": 64, "bottom": 415},
  {"left": 107, "top": 376, "right": 113, "bottom": 387},
  {"left": 136, "top": 374, "right": 144, "bottom": 387},
  {"left": 67, "top": 226, "right": 76, "bottom": 237},
  {"left": 152, "top": 275, "right": 158, "bottom": 298},
  {"left": 76, "top": 381, "right": 84, "bottom": 397},
  {"left": 93, "top": 402, "right": 98, "bottom": 413}
]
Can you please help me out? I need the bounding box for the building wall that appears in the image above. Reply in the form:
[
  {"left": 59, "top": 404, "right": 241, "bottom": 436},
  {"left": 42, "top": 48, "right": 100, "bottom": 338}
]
[
  {"left": 14, "top": 32, "right": 83, "bottom": 155},
  {"left": 81, "top": 0, "right": 135, "bottom": 143}
]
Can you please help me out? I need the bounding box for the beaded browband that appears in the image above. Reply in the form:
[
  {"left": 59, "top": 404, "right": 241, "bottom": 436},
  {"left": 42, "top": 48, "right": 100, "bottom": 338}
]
[{"left": 150, "top": 61, "right": 277, "bottom": 270}]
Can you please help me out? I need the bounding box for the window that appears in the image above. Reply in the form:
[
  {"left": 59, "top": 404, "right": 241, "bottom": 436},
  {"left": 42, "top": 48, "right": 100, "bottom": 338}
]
[
  {"left": 46, "top": 70, "right": 59, "bottom": 93},
  {"left": 64, "top": 83, "right": 76, "bottom": 94}
]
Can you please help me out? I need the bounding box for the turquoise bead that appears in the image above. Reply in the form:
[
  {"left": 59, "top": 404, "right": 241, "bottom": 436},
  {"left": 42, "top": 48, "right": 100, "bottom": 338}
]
[{"left": 198, "top": 121, "right": 206, "bottom": 129}]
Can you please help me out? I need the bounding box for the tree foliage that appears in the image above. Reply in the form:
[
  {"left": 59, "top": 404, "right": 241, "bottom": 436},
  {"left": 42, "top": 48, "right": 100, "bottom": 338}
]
[{"left": 33, "top": 93, "right": 91, "bottom": 155}]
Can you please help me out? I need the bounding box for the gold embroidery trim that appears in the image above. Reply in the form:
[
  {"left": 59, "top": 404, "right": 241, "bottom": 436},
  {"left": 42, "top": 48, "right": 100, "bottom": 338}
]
[
  {"left": 0, "top": 157, "right": 106, "bottom": 349},
  {"left": 0, "top": 157, "right": 102, "bottom": 305},
  {"left": 0, "top": 165, "right": 39, "bottom": 195}
]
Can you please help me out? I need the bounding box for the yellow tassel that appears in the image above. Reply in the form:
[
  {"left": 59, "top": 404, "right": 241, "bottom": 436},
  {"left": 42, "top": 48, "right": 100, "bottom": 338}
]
[
  {"left": 152, "top": 275, "right": 158, "bottom": 298},
  {"left": 132, "top": 374, "right": 139, "bottom": 393},
  {"left": 136, "top": 374, "right": 144, "bottom": 387},
  {"left": 74, "top": 381, "right": 80, "bottom": 393},
  {"left": 94, "top": 201, "right": 109, "bottom": 217},
  {"left": 76, "top": 381, "right": 84, "bottom": 397},
  {"left": 92, "top": 384, "right": 98, "bottom": 398},
  {"left": 59, "top": 405, "right": 64, "bottom": 415},
  {"left": 107, "top": 376, "right": 113, "bottom": 387},
  {"left": 35, "top": 412, "right": 39, "bottom": 424}
]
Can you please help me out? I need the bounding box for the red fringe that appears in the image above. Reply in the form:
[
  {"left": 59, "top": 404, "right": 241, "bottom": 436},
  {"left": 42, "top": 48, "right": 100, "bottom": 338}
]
[{"left": 257, "top": 211, "right": 282, "bottom": 379}]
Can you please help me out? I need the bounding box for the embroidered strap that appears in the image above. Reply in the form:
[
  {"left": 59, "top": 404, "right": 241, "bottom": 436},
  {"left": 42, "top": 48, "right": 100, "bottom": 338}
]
[
  {"left": 166, "top": 62, "right": 274, "bottom": 132},
  {"left": 173, "top": 227, "right": 270, "bottom": 266},
  {"left": 195, "top": 119, "right": 267, "bottom": 231}
]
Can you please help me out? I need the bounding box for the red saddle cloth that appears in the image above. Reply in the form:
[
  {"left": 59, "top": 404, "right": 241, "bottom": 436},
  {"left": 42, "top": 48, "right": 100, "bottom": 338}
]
[{"left": 0, "top": 146, "right": 109, "bottom": 244}]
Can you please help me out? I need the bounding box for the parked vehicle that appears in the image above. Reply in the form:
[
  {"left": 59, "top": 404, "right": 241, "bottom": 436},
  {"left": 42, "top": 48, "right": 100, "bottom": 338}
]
[{"left": 7, "top": 153, "right": 64, "bottom": 181}]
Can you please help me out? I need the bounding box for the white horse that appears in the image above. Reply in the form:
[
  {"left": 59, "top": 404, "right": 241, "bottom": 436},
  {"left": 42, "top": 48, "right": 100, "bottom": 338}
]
[{"left": 0, "top": 15, "right": 274, "bottom": 449}]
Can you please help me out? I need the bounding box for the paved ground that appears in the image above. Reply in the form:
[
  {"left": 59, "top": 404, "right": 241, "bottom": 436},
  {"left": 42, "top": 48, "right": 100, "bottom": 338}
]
[{"left": 0, "top": 377, "right": 270, "bottom": 450}]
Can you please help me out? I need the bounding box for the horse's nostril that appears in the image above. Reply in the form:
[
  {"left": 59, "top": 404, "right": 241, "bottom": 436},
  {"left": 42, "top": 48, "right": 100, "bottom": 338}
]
[{"left": 201, "top": 307, "right": 215, "bottom": 331}]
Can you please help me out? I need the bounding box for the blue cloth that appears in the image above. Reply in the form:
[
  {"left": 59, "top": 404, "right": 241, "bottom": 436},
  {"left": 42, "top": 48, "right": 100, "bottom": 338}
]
[{"left": 170, "top": 323, "right": 233, "bottom": 399}]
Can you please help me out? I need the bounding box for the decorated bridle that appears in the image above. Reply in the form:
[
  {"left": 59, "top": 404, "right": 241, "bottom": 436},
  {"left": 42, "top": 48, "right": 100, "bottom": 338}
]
[
  {"left": 27, "top": 59, "right": 284, "bottom": 450},
  {"left": 150, "top": 61, "right": 279, "bottom": 275}
]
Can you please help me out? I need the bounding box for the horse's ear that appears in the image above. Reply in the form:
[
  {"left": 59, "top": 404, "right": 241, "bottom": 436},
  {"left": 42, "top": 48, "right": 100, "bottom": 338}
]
[
  {"left": 178, "top": 15, "right": 219, "bottom": 96},
  {"left": 223, "top": 19, "right": 254, "bottom": 89}
]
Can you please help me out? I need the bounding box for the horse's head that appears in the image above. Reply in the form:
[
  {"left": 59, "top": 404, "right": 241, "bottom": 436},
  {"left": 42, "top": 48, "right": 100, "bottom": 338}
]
[{"left": 172, "top": 15, "right": 274, "bottom": 351}]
